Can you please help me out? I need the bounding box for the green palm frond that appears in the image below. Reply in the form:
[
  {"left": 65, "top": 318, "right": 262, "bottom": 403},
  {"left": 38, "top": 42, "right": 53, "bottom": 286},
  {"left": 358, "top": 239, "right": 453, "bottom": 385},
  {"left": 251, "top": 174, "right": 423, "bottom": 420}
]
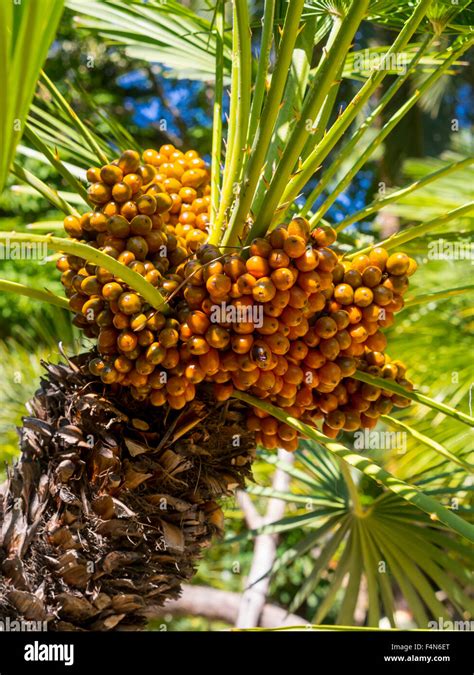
[
  {"left": 242, "top": 444, "right": 473, "bottom": 627},
  {"left": 0, "top": 1, "right": 64, "bottom": 192},
  {"left": 66, "top": 0, "right": 233, "bottom": 81}
]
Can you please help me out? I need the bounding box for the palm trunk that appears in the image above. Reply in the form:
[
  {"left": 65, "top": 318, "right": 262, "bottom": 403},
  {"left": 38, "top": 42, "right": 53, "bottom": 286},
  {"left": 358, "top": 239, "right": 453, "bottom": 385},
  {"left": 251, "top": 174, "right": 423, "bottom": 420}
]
[{"left": 0, "top": 354, "right": 256, "bottom": 630}]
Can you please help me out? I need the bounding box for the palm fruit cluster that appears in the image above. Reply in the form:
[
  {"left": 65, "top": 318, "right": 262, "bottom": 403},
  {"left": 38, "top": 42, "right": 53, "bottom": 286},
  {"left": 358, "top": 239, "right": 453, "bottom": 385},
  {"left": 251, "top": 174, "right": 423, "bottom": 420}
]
[
  {"left": 58, "top": 143, "right": 210, "bottom": 338},
  {"left": 57, "top": 146, "right": 416, "bottom": 452},
  {"left": 186, "top": 225, "right": 416, "bottom": 449},
  {"left": 0, "top": 356, "right": 255, "bottom": 630}
]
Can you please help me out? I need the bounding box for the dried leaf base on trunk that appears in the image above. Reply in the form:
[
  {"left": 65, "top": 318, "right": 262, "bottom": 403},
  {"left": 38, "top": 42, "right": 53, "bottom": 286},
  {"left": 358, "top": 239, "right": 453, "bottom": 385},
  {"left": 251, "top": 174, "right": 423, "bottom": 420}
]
[{"left": 0, "top": 355, "right": 255, "bottom": 631}]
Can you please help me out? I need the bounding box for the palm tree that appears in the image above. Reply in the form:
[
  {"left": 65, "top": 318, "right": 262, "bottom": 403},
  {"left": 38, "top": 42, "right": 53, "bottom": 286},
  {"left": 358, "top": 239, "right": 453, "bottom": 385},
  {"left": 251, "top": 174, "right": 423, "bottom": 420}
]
[{"left": 0, "top": 0, "right": 472, "bottom": 630}]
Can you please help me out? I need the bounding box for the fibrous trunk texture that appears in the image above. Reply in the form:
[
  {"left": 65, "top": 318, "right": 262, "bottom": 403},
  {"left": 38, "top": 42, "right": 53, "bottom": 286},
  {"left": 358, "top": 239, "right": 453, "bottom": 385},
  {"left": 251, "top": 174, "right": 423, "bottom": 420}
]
[{"left": 0, "top": 355, "right": 255, "bottom": 630}]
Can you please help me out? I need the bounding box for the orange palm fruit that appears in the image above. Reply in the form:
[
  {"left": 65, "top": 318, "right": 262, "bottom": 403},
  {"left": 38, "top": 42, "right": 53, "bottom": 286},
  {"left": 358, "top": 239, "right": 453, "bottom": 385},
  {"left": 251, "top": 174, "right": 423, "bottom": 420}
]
[
  {"left": 288, "top": 217, "right": 310, "bottom": 239},
  {"left": 168, "top": 394, "right": 187, "bottom": 410},
  {"left": 319, "top": 337, "right": 340, "bottom": 360},
  {"left": 187, "top": 335, "right": 211, "bottom": 355},
  {"left": 283, "top": 235, "right": 307, "bottom": 259},
  {"left": 302, "top": 327, "right": 319, "bottom": 348},
  {"left": 233, "top": 321, "right": 256, "bottom": 335},
  {"left": 362, "top": 265, "right": 382, "bottom": 287},
  {"left": 117, "top": 330, "right": 138, "bottom": 352},
  {"left": 288, "top": 340, "right": 309, "bottom": 361},
  {"left": 330, "top": 309, "right": 350, "bottom": 330},
  {"left": 187, "top": 310, "right": 210, "bottom": 335},
  {"left": 318, "top": 362, "right": 342, "bottom": 387},
  {"left": 307, "top": 292, "right": 326, "bottom": 313},
  {"left": 283, "top": 364, "right": 304, "bottom": 385},
  {"left": 351, "top": 254, "right": 371, "bottom": 273},
  {"left": 317, "top": 393, "right": 339, "bottom": 413},
  {"left": 261, "top": 434, "right": 279, "bottom": 450},
  {"left": 250, "top": 238, "right": 272, "bottom": 258},
  {"left": 335, "top": 330, "right": 351, "bottom": 350},
  {"left": 346, "top": 305, "right": 363, "bottom": 324},
  {"left": 288, "top": 286, "right": 308, "bottom": 309},
  {"left": 232, "top": 369, "right": 260, "bottom": 389},
  {"left": 236, "top": 272, "right": 257, "bottom": 294},
  {"left": 334, "top": 283, "right": 354, "bottom": 305},
  {"left": 63, "top": 215, "right": 83, "bottom": 238},
  {"left": 268, "top": 249, "right": 290, "bottom": 269},
  {"left": 231, "top": 334, "right": 254, "bottom": 354},
  {"left": 269, "top": 228, "right": 289, "bottom": 249},
  {"left": 277, "top": 423, "right": 297, "bottom": 441},
  {"left": 348, "top": 324, "right": 368, "bottom": 343},
  {"left": 342, "top": 410, "right": 361, "bottom": 431},
  {"left": 88, "top": 182, "right": 112, "bottom": 205},
  {"left": 406, "top": 257, "right": 417, "bottom": 276},
  {"left": 264, "top": 290, "right": 290, "bottom": 309},
  {"left": 365, "top": 331, "right": 387, "bottom": 351},
  {"left": 261, "top": 417, "right": 279, "bottom": 435},
  {"left": 322, "top": 423, "right": 339, "bottom": 439},
  {"left": 213, "top": 382, "right": 234, "bottom": 401},
  {"left": 206, "top": 273, "right": 231, "bottom": 297},
  {"left": 118, "top": 150, "right": 140, "bottom": 174},
  {"left": 348, "top": 393, "right": 370, "bottom": 412},
  {"left": 271, "top": 268, "right": 295, "bottom": 291},
  {"left": 273, "top": 355, "right": 289, "bottom": 376},
  {"left": 224, "top": 256, "right": 246, "bottom": 280},
  {"left": 317, "top": 271, "right": 333, "bottom": 291},
  {"left": 326, "top": 409, "right": 345, "bottom": 429},
  {"left": 252, "top": 277, "right": 277, "bottom": 302},
  {"left": 205, "top": 325, "right": 230, "bottom": 349},
  {"left": 279, "top": 381, "right": 298, "bottom": 399},
  {"left": 257, "top": 316, "right": 279, "bottom": 335},
  {"left": 385, "top": 295, "right": 404, "bottom": 313},
  {"left": 316, "top": 248, "right": 338, "bottom": 272},
  {"left": 361, "top": 319, "right": 378, "bottom": 336},
  {"left": 304, "top": 350, "right": 325, "bottom": 369},
  {"left": 199, "top": 348, "right": 220, "bottom": 375},
  {"left": 263, "top": 333, "right": 290, "bottom": 355},
  {"left": 311, "top": 224, "right": 336, "bottom": 247},
  {"left": 384, "top": 275, "right": 409, "bottom": 294},
  {"left": 353, "top": 287, "right": 374, "bottom": 307},
  {"left": 372, "top": 285, "right": 393, "bottom": 307},
  {"left": 368, "top": 247, "right": 388, "bottom": 270},
  {"left": 378, "top": 311, "right": 394, "bottom": 328},
  {"left": 251, "top": 340, "right": 274, "bottom": 369},
  {"left": 86, "top": 167, "right": 101, "bottom": 182},
  {"left": 246, "top": 255, "right": 270, "bottom": 278},
  {"left": 297, "top": 271, "right": 321, "bottom": 293},
  {"left": 343, "top": 269, "right": 362, "bottom": 288},
  {"left": 279, "top": 436, "right": 299, "bottom": 452},
  {"left": 185, "top": 362, "right": 206, "bottom": 383},
  {"left": 386, "top": 252, "right": 410, "bottom": 275},
  {"left": 314, "top": 316, "right": 338, "bottom": 339},
  {"left": 280, "top": 306, "right": 302, "bottom": 327}
]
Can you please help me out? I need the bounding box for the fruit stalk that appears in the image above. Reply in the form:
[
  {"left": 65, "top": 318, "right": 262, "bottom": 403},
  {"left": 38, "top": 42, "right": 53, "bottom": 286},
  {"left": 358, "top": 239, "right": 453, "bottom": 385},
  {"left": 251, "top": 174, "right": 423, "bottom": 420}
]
[
  {"left": 0, "top": 279, "right": 70, "bottom": 310},
  {"left": 0, "top": 232, "right": 169, "bottom": 310}
]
